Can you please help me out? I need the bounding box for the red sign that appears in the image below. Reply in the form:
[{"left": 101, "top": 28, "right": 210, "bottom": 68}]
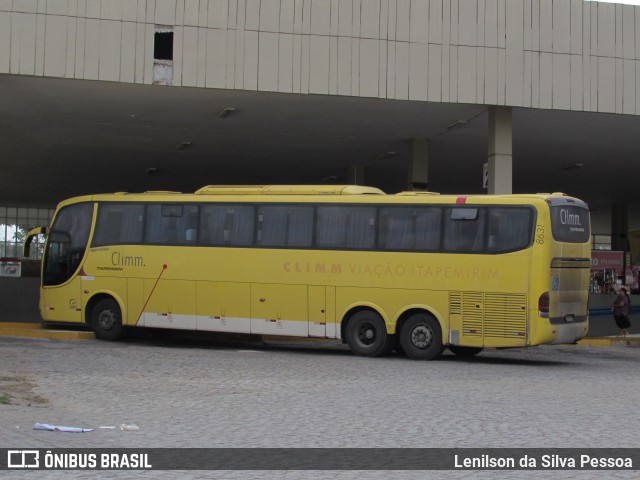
[{"left": 591, "top": 251, "right": 624, "bottom": 275}]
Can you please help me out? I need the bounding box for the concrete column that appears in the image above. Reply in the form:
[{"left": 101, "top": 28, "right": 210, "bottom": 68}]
[
  {"left": 408, "top": 138, "right": 429, "bottom": 190},
  {"left": 611, "top": 202, "right": 629, "bottom": 252},
  {"left": 348, "top": 165, "right": 365, "bottom": 185},
  {"left": 487, "top": 106, "right": 513, "bottom": 194}
]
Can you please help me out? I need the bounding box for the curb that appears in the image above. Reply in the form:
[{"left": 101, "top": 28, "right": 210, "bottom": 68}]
[{"left": 577, "top": 336, "right": 640, "bottom": 347}]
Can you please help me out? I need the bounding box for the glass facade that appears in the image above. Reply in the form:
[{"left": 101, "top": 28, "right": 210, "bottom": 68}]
[{"left": 0, "top": 206, "right": 54, "bottom": 259}]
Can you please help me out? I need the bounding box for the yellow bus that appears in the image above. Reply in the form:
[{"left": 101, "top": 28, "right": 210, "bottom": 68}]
[{"left": 25, "top": 185, "right": 591, "bottom": 360}]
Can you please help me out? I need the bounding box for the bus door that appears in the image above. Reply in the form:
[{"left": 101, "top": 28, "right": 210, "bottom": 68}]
[
  {"left": 41, "top": 230, "right": 83, "bottom": 322},
  {"left": 40, "top": 203, "right": 94, "bottom": 323}
]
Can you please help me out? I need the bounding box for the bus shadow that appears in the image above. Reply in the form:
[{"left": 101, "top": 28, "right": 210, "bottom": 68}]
[
  {"left": 437, "top": 352, "right": 570, "bottom": 367},
  {"left": 120, "top": 327, "right": 352, "bottom": 356},
  {"left": 119, "top": 329, "right": 571, "bottom": 365}
]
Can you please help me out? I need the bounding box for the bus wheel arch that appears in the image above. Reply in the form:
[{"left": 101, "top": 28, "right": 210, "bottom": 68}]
[
  {"left": 85, "top": 294, "right": 125, "bottom": 341},
  {"left": 397, "top": 309, "right": 445, "bottom": 360},
  {"left": 341, "top": 307, "right": 394, "bottom": 357}
]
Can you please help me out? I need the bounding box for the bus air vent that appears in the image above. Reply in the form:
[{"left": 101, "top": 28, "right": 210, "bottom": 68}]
[
  {"left": 484, "top": 293, "right": 527, "bottom": 338},
  {"left": 450, "top": 291, "right": 527, "bottom": 339}
]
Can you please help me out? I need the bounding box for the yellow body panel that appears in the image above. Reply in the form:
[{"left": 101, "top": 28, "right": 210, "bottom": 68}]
[
  {"left": 42, "top": 276, "right": 83, "bottom": 323},
  {"left": 196, "top": 281, "right": 252, "bottom": 332},
  {"left": 36, "top": 188, "right": 591, "bottom": 349}
]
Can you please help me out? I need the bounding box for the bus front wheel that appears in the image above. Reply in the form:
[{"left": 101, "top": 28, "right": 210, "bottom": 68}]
[
  {"left": 345, "top": 311, "right": 393, "bottom": 357},
  {"left": 91, "top": 298, "right": 124, "bottom": 341},
  {"left": 399, "top": 313, "right": 443, "bottom": 360}
]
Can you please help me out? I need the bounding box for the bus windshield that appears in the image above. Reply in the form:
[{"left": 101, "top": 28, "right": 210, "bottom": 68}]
[{"left": 42, "top": 203, "right": 93, "bottom": 286}]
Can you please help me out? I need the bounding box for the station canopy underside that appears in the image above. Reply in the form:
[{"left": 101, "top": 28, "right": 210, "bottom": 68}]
[{"left": 1, "top": 74, "right": 639, "bottom": 212}]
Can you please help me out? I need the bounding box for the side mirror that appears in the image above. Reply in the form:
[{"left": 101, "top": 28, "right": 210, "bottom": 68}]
[{"left": 23, "top": 227, "right": 48, "bottom": 258}]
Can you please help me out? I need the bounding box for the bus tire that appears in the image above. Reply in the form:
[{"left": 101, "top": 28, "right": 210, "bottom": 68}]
[
  {"left": 345, "top": 310, "right": 393, "bottom": 357},
  {"left": 448, "top": 345, "right": 483, "bottom": 357},
  {"left": 91, "top": 298, "right": 124, "bottom": 341},
  {"left": 399, "top": 313, "right": 444, "bottom": 360}
]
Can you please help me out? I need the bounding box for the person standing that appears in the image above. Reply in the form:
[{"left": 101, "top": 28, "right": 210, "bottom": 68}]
[{"left": 612, "top": 286, "right": 631, "bottom": 337}]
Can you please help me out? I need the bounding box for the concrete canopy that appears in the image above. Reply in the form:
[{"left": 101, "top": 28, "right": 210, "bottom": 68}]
[{"left": 1, "top": 74, "right": 639, "bottom": 211}]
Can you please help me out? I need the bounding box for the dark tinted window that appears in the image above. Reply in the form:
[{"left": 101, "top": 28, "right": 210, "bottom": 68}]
[
  {"left": 93, "top": 204, "right": 144, "bottom": 246},
  {"left": 444, "top": 207, "right": 486, "bottom": 252},
  {"left": 90, "top": 201, "right": 539, "bottom": 254},
  {"left": 146, "top": 204, "right": 198, "bottom": 245},
  {"left": 257, "top": 205, "right": 314, "bottom": 248},
  {"left": 51, "top": 203, "right": 94, "bottom": 250},
  {"left": 316, "top": 206, "right": 376, "bottom": 249},
  {"left": 44, "top": 203, "right": 93, "bottom": 286},
  {"left": 200, "top": 205, "right": 255, "bottom": 246},
  {"left": 550, "top": 205, "right": 590, "bottom": 243},
  {"left": 487, "top": 207, "right": 533, "bottom": 252},
  {"left": 379, "top": 207, "right": 441, "bottom": 250}
]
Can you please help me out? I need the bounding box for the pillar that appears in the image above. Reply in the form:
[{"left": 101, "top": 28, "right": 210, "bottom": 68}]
[
  {"left": 408, "top": 138, "right": 429, "bottom": 190},
  {"left": 487, "top": 106, "right": 512, "bottom": 194},
  {"left": 611, "top": 202, "right": 628, "bottom": 252}
]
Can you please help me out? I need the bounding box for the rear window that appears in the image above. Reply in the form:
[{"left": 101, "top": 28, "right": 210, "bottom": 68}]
[{"left": 550, "top": 206, "right": 590, "bottom": 243}]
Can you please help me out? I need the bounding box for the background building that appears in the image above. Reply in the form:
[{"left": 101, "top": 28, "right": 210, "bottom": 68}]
[{"left": 1, "top": 0, "right": 640, "bottom": 269}]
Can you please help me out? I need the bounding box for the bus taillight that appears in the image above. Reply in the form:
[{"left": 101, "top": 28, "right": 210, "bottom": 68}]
[{"left": 538, "top": 292, "right": 549, "bottom": 318}]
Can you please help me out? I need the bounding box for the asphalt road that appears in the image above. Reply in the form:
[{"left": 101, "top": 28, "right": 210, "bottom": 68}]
[{"left": 1, "top": 334, "right": 639, "bottom": 480}]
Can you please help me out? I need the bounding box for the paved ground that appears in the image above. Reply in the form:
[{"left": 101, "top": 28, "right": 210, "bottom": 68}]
[{"left": 1, "top": 333, "right": 639, "bottom": 480}]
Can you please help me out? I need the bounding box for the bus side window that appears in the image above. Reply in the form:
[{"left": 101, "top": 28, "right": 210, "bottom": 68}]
[
  {"left": 93, "top": 204, "right": 144, "bottom": 246},
  {"left": 316, "top": 206, "right": 347, "bottom": 248},
  {"left": 257, "top": 207, "right": 288, "bottom": 247},
  {"left": 146, "top": 204, "right": 198, "bottom": 245},
  {"left": 487, "top": 207, "right": 533, "bottom": 252},
  {"left": 200, "top": 205, "right": 254, "bottom": 247},
  {"left": 146, "top": 205, "right": 173, "bottom": 244},
  {"left": 444, "top": 207, "right": 486, "bottom": 252},
  {"left": 287, "top": 207, "right": 314, "bottom": 247},
  {"left": 414, "top": 207, "right": 441, "bottom": 250},
  {"left": 182, "top": 207, "right": 198, "bottom": 245},
  {"left": 379, "top": 208, "right": 414, "bottom": 250},
  {"left": 317, "top": 206, "right": 375, "bottom": 249},
  {"left": 346, "top": 207, "right": 376, "bottom": 249},
  {"left": 257, "top": 206, "right": 313, "bottom": 248},
  {"left": 379, "top": 207, "right": 441, "bottom": 251},
  {"left": 101, "top": 210, "right": 123, "bottom": 245}
]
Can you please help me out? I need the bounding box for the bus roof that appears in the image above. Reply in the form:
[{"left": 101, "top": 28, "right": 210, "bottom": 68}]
[
  {"left": 194, "top": 185, "right": 385, "bottom": 195},
  {"left": 54, "top": 187, "right": 588, "bottom": 210}
]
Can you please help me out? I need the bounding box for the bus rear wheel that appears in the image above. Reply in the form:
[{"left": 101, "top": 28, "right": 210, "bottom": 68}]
[
  {"left": 448, "top": 345, "right": 483, "bottom": 357},
  {"left": 345, "top": 311, "right": 393, "bottom": 357},
  {"left": 399, "top": 313, "right": 443, "bottom": 360},
  {"left": 91, "top": 298, "right": 124, "bottom": 341}
]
